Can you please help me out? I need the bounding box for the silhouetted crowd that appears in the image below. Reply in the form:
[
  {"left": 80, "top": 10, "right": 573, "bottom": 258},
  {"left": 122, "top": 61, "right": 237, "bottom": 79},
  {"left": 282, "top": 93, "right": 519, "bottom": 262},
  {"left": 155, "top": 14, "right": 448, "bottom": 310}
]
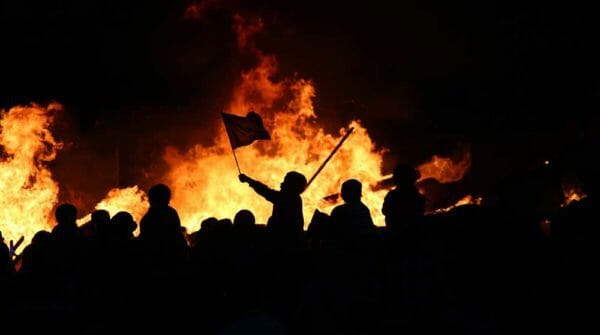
[{"left": 1, "top": 164, "right": 598, "bottom": 334}]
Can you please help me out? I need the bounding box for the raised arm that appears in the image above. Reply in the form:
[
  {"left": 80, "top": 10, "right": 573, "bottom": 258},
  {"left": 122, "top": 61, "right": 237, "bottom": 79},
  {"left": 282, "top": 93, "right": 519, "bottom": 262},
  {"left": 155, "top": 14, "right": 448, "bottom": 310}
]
[{"left": 239, "top": 174, "right": 278, "bottom": 202}]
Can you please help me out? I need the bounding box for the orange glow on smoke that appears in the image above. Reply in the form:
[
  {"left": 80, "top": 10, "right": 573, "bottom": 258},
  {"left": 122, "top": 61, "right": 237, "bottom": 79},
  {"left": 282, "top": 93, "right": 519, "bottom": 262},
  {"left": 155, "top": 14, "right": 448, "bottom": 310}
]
[{"left": 0, "top": 104, "right": 62, "bottom": 245}]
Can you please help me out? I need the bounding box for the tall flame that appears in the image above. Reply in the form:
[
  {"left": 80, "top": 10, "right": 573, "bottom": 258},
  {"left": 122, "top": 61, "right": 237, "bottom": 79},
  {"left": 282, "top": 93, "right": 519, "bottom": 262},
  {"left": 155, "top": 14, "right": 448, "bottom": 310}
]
[
  {"left": 0, "top": 103, "right": 62, "bottom": 245},
  {"left": 165, "top": 78, "right": 388, "bottom": 229}
]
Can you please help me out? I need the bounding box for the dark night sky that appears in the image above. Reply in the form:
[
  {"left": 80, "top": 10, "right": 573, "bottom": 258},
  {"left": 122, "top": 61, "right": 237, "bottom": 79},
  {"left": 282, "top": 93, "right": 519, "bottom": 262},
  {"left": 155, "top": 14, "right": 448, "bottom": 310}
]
[{"left": 0, "top": 0, "right": 598, "bottom": 205}]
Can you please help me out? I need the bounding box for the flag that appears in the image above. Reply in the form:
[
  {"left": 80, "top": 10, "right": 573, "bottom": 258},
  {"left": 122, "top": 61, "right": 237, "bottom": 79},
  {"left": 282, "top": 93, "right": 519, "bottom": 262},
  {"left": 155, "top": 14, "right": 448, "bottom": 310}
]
[{"left": 221, "top": 111, "right": 271, "bottom": 149}]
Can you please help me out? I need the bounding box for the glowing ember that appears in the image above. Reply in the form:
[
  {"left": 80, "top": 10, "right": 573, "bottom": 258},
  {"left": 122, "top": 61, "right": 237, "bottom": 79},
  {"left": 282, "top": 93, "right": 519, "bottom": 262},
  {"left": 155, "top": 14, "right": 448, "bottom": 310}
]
[
  {"left": 0, "top": 103, "right": 62, "bottom": 246},
  {"left": 562, "top": 188, "right": 587, "bottom": 207},
  {"left": 431, "top": 195, "right": 483, "bottom": 214},
  {"left": 77, "top": 186, "right": 149, "bottom": 234}
]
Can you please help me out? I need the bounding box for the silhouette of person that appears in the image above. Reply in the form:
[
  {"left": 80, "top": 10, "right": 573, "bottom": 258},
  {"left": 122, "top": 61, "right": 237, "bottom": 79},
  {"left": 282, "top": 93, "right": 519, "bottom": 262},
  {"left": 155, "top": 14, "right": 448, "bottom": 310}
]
[
  {"left": 382, "top": 164, "right": 426, "bottom": 232},
  {"left": 19, "top": 230, "right": 52, "bottom": 276},
  {"left": 92, "top": 209, "right": 111, "bottom": 238},
  {"left": 0, "top": 231, "right": 15, "bottom": 321},
  {"left": 110, "top": 211, "right": 137, "bottom": 241},
  {"left": 139, "top": 184, "right": 188, "bottom": 280},
  {"left": 49, "top": 203, "right": 86, "bottom": 299},
  {"left": 0, "top": 231, "right": 14, "bottom": 278},
  {"left": 52, "top": 203, "right": 85, "bottom": 246},
  {"left": 139, "top": 184, "right": 185, "bottom": 246},
  {"left": 239, "top": 172, "right": 306, "bottom": 237},
  {"left": 234, "top": 209, "right": 256, "bottom": 233},
  {"left": 330, "top": 179, "right": 376, "bottom": 243}
]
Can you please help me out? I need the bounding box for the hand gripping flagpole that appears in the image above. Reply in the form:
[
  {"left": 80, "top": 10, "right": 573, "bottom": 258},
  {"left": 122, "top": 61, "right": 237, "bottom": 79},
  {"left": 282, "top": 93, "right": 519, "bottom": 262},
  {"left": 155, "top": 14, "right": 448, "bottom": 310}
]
[
  {"left": 222, "top": 113, "right": 242, "bottom": 174},
  {"left": 305, "top": 127, "right": 354, "bottom": 191}
]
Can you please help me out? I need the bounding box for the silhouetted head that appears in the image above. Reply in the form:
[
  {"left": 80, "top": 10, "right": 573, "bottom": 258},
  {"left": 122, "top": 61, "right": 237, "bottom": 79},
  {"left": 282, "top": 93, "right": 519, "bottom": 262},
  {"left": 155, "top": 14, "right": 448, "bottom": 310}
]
[
  {"left": 281, "top": 171, "right": 307, "bottom": 194},
  {"left": 111, "top": 211, "right": 137, "bottom": 235},
  {"left": 393, "top": 164, "right": 420, "bottom": 187},
  {"left": 32, "top": 231, "right": 52, "bottom": 245},
  {"left": 216, "top": 218, "right": 233, "bottom": 233},
  {"left": 341, "top": 179, "right": 362, "bottom": 203},
  {"left": 148, "top": 184, "right": 171, "bottom": 207},
  {"left": 234, "top": 209, "right": 256, "bottom": 231},
  {"left": 0, "top": 230, "right": 3, "bottom": 243},
  {"left": 55, "top": 203, "right": 77, "bottom": 226},
  {"left": 218, "top": 218, "right": 233, "bottom": 226},
  {"left": 200, "top": 217, "right": 218, "bottom": 232},
  {"left": 91, "top": 210, "right": 110, "bottom": 226}
]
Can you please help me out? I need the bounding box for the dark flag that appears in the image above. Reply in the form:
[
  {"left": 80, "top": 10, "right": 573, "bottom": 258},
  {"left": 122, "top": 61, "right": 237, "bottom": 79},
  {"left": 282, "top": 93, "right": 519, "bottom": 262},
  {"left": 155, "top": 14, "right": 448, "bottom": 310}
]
[{"left": 221, "top": 111, "right": 271, "bottom": 149}]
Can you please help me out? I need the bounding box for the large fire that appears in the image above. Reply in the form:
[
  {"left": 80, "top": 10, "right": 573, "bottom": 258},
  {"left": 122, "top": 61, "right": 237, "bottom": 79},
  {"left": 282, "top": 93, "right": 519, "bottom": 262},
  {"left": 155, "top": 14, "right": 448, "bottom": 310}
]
[
  {"left": 0, "top": 12, "right": 474, "bottom": 246},
  {"left": 159, "top": 14, "right": 473, "bottom": 230},
  {"left": 164, "top": 81, "right": 389, "bottom": 229},
  {"left": 0, "top": 103, "right": 62, "bottom": 245}
]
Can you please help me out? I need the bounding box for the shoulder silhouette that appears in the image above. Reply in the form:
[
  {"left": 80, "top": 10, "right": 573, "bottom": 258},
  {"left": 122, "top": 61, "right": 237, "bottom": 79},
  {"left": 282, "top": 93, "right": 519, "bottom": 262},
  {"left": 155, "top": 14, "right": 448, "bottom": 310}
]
[
  {"left": 331, "top": 179, "right": 375, "bottom": 236},
  {"left": 382, "top": 164, "right": 426, "bottom": 232}
]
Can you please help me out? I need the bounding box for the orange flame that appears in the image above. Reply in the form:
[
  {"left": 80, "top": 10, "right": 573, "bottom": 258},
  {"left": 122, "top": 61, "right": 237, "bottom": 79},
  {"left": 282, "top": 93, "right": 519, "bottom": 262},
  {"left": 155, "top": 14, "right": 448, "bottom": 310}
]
[
  {"left": 1, "top": 13, "right": 476, "bottom": 244},
  {"left": 431, "top": 195, "right": 483, "bottom": 214},
  {"left": 164, "top": 69, "right": 389, "bottom": 229},
  {"left": 417, "top": 150, "right": 471, "bottom": 183},
  {"left": 562, "top": 187, "right": 587, "bottom": 207},
  {"left": 0, "top": 103, "right": 62, "bottom": 245}
]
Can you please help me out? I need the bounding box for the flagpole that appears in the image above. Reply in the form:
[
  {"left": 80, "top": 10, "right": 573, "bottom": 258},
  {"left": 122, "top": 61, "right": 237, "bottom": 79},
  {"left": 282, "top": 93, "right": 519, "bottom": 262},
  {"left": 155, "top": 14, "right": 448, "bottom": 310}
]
[
  {"left": 221, "top": 112, "right": 242, "bottom": 174},
  {"left": 231, "top": 147, "right": 242, "bottom": 174},
  {"left": 305, "top": 127, "right": 354, "bottom": 191}
]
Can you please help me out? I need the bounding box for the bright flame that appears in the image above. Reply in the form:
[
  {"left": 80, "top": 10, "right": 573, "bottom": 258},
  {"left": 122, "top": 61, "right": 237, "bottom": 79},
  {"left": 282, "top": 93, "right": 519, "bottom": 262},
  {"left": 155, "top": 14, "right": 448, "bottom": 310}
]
[
  {"left": 0, "top": 103, "right": 62, "bottom": 246},
  {"left": 165, "top": 78, "right": 389, "bottom": 228},
  {"left": 431, "top": 195, "right": 483, "bottom": 214}
]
